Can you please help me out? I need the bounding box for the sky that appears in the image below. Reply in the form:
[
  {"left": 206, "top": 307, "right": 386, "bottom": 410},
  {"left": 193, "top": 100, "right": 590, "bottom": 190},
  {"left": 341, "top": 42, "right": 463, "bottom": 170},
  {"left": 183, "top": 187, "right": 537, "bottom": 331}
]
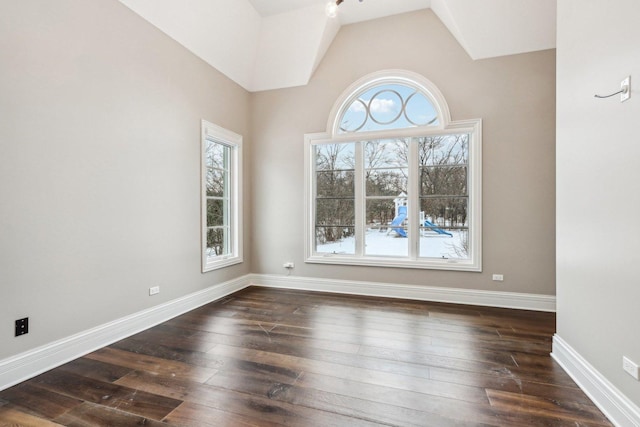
[{"left": 340, "top": 83, "right": 439, "bottom": 133}]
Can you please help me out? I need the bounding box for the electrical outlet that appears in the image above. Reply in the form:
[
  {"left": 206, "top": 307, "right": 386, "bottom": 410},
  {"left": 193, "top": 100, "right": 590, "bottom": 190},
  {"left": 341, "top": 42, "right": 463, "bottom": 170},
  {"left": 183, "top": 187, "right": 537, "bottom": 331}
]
[
  {"left": 623, "top": 356, "right": 639, "bottom": 380},
  {"left": 492, "top": 274, "right": 504, "bottom": 282},
  {"left": 283, "top": 262, "right": 294, "bottom": 269},
  {"left": 149, "top": 286, "right": 160, "bottom": 296},
  {"left": 621, "top": 76, "right": 631, "bottom": 102},
  {"left": 15, "top": 318, "right": 29, "bottom": 337}
]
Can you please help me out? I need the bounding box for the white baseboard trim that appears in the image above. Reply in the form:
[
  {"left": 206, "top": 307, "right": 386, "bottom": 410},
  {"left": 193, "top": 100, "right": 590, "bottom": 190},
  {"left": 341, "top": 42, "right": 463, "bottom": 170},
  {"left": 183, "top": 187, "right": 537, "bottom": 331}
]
[
  {"left": 0, "top": 275, "right": 252, "bottom": 392},
  {"left": 552, "top": 335, "right": 640, "bottom": 427},
  {"left": 248, "top": 274, "right": 556, "bottom": 312},
  {"left": 0, "top": 273, "right": 555, "bottom": 393}
]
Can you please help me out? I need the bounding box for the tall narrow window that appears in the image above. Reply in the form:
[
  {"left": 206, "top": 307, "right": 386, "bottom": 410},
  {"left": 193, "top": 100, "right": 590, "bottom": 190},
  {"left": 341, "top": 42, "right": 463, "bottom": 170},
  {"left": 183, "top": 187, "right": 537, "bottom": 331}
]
[
  {"left": 201, "top": 120, "right": 243, "bottom": 272},
  {"left": 364, "top": 139, "right": 409, "bottom": 257},
  {"left": 418, "top": 134, "right": 470, "bottom": 260},
  {"left": 305, "top": 70, "right": 482, "bottom": 271},
  {"left": 314, "top": 143, "right": 356, "bottom": 255}
]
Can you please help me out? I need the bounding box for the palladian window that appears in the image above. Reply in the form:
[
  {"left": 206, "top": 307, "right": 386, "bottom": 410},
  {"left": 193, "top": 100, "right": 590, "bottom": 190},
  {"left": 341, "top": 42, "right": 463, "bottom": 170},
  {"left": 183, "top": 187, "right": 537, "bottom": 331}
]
[{"left": 305, "top": 70, "right": 482, "bottom": 271}]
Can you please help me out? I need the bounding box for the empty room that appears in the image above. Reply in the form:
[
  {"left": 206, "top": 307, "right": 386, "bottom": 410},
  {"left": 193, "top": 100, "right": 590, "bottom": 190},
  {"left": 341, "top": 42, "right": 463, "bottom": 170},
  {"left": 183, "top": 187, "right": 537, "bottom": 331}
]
[{"left": 1, "top": 0, "right": 638, "bottom": 425}]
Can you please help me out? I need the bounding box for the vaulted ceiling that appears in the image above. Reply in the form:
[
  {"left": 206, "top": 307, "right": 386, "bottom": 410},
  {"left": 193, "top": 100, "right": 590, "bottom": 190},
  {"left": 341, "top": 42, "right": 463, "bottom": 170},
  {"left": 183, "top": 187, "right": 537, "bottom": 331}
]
[{"left": 118, "top": 0, "right": 556, "bottom": 92}]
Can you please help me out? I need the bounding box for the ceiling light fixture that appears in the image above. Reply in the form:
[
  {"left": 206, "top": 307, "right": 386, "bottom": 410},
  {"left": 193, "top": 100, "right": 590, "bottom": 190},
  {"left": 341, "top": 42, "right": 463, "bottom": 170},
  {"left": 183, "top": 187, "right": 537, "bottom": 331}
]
[{"left": 326, "top": 0, "right": 364, "bottom": 18}]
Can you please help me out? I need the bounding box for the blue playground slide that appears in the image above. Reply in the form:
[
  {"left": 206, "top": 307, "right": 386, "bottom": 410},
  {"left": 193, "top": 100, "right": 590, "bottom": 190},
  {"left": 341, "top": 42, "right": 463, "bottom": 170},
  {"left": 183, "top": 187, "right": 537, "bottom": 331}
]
[
  {"left": 390, "top": 206, "right": 407, "bottom": 237},
  {"left": 424, "top": 220, "right": 453, "bottom": 237}
]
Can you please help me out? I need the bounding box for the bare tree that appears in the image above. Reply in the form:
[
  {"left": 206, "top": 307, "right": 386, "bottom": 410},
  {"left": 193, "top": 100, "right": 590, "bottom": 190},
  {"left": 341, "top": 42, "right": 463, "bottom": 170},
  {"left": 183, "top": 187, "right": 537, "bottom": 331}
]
[
  {"left": 313, "top": 135, "right": 470, "bottom": 256},
  {"left": 315, "top": 144, "right": 355, "bottom": 243}
]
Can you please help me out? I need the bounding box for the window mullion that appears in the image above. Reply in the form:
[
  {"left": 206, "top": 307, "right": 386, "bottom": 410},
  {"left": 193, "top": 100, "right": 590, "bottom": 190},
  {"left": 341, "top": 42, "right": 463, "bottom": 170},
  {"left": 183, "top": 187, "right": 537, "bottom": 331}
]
[
  {"left": 408, "top": 138, "right": 419, "bottom": 261},
  {"left": 354, "top": 141, "right": 364, "bottom": 256}
]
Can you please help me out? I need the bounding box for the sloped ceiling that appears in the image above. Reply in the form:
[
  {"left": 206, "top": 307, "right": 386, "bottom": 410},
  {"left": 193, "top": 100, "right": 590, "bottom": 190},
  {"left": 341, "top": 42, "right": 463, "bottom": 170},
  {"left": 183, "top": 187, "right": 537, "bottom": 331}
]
[
  {"left": 431, "top": 0, "right": 556, "bottom": 60},
  {"left": 118, "top": 0, "right": 556, "bottom": 92}
]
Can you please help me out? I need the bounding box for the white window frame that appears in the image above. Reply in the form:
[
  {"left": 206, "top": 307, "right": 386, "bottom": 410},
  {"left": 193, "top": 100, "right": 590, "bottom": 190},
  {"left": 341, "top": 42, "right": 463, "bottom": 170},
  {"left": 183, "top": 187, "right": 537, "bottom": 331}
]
[
  {"left": 201, "top": 120, "right": 243, "bottom": 272},
  {"left": 304, "top": 70, "right": 482, "bottom": 271}
]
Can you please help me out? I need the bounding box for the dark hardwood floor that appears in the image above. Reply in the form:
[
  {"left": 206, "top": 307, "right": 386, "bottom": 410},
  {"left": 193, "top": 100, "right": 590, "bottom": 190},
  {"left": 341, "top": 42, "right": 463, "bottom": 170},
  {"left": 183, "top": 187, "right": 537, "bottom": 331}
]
[{"left": 0, "top": 287, "right": 612, "bottom": 426}]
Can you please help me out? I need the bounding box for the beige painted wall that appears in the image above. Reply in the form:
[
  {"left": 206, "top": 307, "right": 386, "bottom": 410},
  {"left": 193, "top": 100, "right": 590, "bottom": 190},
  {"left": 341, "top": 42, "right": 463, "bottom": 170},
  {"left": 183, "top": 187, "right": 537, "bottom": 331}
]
[
  {"left": 0, "top": 1, "right": 251, "bottom": 360},
  {"left": 0, "top": 4, "right": 556, "bottom": 368},
  {"left": 250, "top": 10, "right": 556, "bottom": 295},
  {"left": 557, "top": 0, "right": 640, "bottom": 406}
]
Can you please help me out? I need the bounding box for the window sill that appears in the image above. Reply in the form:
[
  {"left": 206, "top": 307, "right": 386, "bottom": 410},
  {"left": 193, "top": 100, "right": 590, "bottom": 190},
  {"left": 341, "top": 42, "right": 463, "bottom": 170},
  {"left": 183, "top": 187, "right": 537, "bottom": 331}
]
[
  {"left": 306, "top": 254, "right": 481, "bottom": 272},
  {"left": 203, "top": 255, "right": 243, "bottom": 273}
]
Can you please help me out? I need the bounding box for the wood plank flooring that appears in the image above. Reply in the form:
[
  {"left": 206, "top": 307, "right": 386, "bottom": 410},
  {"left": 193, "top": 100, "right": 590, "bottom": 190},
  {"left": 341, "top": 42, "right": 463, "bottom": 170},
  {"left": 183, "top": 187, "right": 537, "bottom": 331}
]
[{"left": 0, "top": 287, "right": 612, "bottom": 426}]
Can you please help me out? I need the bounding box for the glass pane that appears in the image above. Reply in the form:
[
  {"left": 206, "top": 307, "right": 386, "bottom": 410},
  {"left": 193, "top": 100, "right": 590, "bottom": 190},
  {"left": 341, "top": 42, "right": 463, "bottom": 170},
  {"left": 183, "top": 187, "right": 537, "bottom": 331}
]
[
  {"left": 366, "top": 169, "right": 408, "bottom": 196},
  {"left": 365, "top": 199, "right": 396, "bottom": 227},
  {"left": 206, "top": 227, "right": 229, "bottom": 257},
  {"left": 315, "top": 226, "right": 355, "bottom": 254},
  {"left": 338, "top": 83, "right": 439, "bottom": 133},
  {"left": 314, "top": 142, "right": 355, "bottom": 255},
  {"left": 205, "top": 141, "right": 229, "bottom": 170},
  {"left": 365, "top": 200, "right": 408, "bottom": 257},
  {"left": 419, "top": 166, "right": 467, "bottom": 196},
  {"left": 206, "top": 168, "right": 227, "bottom": 197},
  {"left": 364, "top": 139, "right": 408, "bottom": 169},
  {"left": 340, "top": 100, "right": 368, "bottom": 132},
  {"left": 419, "top": 134, "right": 469, "bottom": 166},
  {"left": 315, "top": 199, "right": 354, "bottom": 226},
  {"left": 367, "top": 89, "right": 403, "bottom": 125},
  {"left": 207, "top": 198, "right": 225, "bottom": 227},
  {"left": 419, "top": 197, "right": 469, "bottom": 260},
  {"left": 420, "top": 197, "right": 468, "bottom": 227},
  {"left": 315, "top": 143, "right": 354, "bottom": 171},
  {"left": 405, "top": 92, "right": 439, "bottom": 126},
  {"left": 316, "top": 170, "right": 354, "bottom": 198},
  {"left": 365, "top": 139, "right": 408, "bottom": 197}
]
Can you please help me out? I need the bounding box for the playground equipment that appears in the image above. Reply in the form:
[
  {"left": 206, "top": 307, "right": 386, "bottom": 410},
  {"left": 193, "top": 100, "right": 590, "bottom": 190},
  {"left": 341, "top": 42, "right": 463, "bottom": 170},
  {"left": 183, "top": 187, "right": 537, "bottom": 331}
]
[
  {"left": 389, "top": 193, "right": 453, "bottom": 238},
  {"left": 389, "top": 205, "right": 407, "bottom": 237},
  {"left": 423, "top": 219, "right": 453, "bottom": 237},
  {"left": 420, "top": 210, "right": 453, "bottom": 237}
]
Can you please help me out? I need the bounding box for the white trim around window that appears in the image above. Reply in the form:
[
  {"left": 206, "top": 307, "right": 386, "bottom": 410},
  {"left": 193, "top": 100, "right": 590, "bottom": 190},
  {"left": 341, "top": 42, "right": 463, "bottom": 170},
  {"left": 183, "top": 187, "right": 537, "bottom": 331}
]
[
  {"left": 201, "top": 120, "right": 243, "bottom": 272},
  {"left": 305, "top": 70, "right": 482, "bottom": 272}
]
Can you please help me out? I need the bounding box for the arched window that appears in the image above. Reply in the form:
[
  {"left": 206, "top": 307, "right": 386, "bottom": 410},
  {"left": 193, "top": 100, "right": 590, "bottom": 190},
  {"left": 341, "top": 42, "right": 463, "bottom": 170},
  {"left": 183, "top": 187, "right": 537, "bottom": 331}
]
[
  {"left": 305, "top": 70, "right": 482, "bottom": 271},
  {"left": 338, "top": 83, "right": 439, "bottom": 132}
]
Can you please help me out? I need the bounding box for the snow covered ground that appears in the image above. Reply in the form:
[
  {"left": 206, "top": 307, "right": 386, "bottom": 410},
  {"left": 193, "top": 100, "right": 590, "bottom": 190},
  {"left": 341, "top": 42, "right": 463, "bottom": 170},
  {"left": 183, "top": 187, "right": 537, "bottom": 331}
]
[{"left": 317, "top": 228, "right": 468, "bottom": 259}]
